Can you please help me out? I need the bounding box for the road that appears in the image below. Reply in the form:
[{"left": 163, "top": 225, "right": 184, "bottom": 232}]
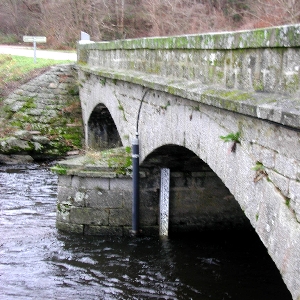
[{"left": 0, "top": 45, "right": 77, "bottom": 61}]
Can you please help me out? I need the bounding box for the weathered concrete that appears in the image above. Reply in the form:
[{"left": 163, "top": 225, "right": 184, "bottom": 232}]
[{"left": 71, "top": 24, "right": 300, "bottom": 299}]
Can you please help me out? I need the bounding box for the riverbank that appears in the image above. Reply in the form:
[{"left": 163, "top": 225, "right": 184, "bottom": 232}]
[{"left": 0, "top": 61, "right": 83, "bottom": 163}]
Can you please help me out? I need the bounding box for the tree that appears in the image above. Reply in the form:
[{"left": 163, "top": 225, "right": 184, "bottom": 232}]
[{"left": 0, "top": 0, "right": 299, "bottom": 48}]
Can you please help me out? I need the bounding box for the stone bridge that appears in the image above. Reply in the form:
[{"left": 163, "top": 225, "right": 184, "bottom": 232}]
[{"left": 57, "top": 24, "right": 300, "bottom": 298}]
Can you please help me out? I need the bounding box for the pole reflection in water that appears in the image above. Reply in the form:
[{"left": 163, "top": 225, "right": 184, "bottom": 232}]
[{"left": 0, "top": 164, "right": 291, "bottom": 300}]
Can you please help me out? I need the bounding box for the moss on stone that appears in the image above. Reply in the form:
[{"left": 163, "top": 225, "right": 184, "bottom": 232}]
[
  {"left": 54, "top": 147, "right": 132, "bottom": 177},
  {"left": 51, "top": 165, "right": 68, "bottom": 175},
  {"left": 1, "top": 65, "right": 83, "bottom": 158},
  {"left": 204, "top": 89, "right": 253, "bottom": 101}
]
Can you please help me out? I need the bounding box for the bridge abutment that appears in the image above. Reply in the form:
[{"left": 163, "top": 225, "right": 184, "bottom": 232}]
[{"left": 55, "top": 147, "right": 249, "bottom": 236}]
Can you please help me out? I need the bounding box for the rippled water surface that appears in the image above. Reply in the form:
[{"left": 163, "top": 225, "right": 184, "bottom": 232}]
[{"left": 0, "top": 164, "right": 292, "bottom": 299}]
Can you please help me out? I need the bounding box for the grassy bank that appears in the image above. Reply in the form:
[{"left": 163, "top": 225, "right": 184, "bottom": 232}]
[{"left": 0, "top": 54, "right": 72, "bottom": 101}]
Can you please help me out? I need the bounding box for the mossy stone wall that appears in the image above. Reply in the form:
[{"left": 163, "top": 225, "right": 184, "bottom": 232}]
[
  {"left": 1, "top": 64, "right": 83, "bottom": 160},
  {"left": 78, "top": 24, "right": 300, "bottom": 129}
]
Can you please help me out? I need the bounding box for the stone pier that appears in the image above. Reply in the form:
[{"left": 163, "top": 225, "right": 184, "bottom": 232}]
[{"left": 54, "top": 147, "right": 250, "bottom": 236}]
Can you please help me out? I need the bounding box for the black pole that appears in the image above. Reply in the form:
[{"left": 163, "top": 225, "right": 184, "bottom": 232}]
[
  {"left": 131, "top": 88, "right": 150, "bottom": 235},
  {"left": 132, "top": 133, "right": 139, "bottom": 234}
]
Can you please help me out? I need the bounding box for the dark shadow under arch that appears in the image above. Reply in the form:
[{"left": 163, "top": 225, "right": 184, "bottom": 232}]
[
  {"left": 88, "top": 103, "right": 122, "bottom": 150},
  {"left": 141, "top": 144, "right": 206, "bottom": 171},
  {"left": 140, "top": 144, "right": 252, "bottom": 233}
]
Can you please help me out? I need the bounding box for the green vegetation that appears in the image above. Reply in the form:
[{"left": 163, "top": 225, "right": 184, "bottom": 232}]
[
  {"left": 252, "top": 161, "right": 267, "bottom": 182},
  {"left": 220, "top": 131, "right": 240, "bottom": 153},
  {"left": 220, "top": 131, "right": 241, "bottom": 143},
  {"left": 99, "top": 78, "right": 106, "bottom": 86},
  {"left": 19, "top": 97, "right": 37, "bottom": 112},
  {"left": 117, "top": 100, "right": 127, "bottom": 121},
  {"left": 204, "top": 90, "right": 252, "bottom": 102},
  {"left": 52, "top": 147, "right": 132, "bottom": 176},
  {"left": 252, "top": 161, "right": 265, "bottom": 172},
  {"left": 0, "top": 32, "right": 18, "bottom": 44},
  {"left": 0, "top": 54, "right": 71, "bottom": 101},
  {"left": 160, "top": 101, "right": 171, "bottom": 110},
  {"left": 51, "top": 165, "right": 67, "bottom": 175}
]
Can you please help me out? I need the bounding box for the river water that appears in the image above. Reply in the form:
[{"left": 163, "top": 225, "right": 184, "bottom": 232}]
[{"left": 0, "top": 163, "right": 292, "bottom": 300}]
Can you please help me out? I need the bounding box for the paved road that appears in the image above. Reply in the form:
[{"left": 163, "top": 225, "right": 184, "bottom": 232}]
[{"left": 0, "top": 45, "right": 77, "bottom": 61}]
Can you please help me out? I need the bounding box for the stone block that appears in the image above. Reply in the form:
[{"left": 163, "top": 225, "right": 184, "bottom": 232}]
[
  {"left": 70, "top": 207, "right": 109, "bottom": 225},
  {"left": 71, "top": 175, "right": 80, "bottom": 188},
  {"left": 109, "top": 208, "right": 131, "bottom": 226},
  {"left": 74, "top": 191, "right": 88, "bottom": 206},
  {"left": 289, "top": 179, "right": 300, "bottom": 222},
  {"left": 56, "top": 221, "right": 83, "bottom": 234},
  {"left": 78, "top": 177, "right": 110, "bottom": 190},
  {"left": 85, "top": 189, "right": 124, "bottom": 208},
  {"left": 84, "top": 225, "right": 123, "bottom": 236},
  {"left": 140, "top": 206, "right": 157, "bottom": 226},
  {"left": 57, "top": 186, "right": 77, "bottom": 203},
  {"left": 255, "top": 182, "right": 282, "bottom": 247},
  {"left": 275, "top": 154, "right": 298, "bottom": 179},
  {"left": 268, "top": 170, "right": 289, "bottom": 197},
  {"left": 122, "top": 190, "right": 133, "bottom": 208},
  {"left": 259, "top": 146, "right": 276, "bottom": 169},
  {"left": 56, "top": 209, "right": 70, "bottom": 223},
  {"left": 110, "top": 178, "right": 132, "bottom": 190}
]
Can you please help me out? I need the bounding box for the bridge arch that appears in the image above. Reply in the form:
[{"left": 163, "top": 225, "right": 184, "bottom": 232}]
[
  {"left": 79, "top": 76, "right": 299, "bottom": 296},
  {"left": 87, "top": 103, "right": 122, "bottom": 150},
  {"left": 77, "top": 25, "right": 300, "bottom": 297},
  {"left": 139, "top": 143, "right": 251, "bottom": 233}
]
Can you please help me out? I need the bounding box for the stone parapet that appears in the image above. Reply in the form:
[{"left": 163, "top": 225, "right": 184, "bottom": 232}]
[{"left": 78, "top": 24, "right": 300, "bottom": 129}]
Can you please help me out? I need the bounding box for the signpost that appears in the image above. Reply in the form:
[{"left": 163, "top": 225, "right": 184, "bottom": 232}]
[{"left": 23, "top": 36, "right": 47, "bottom": 63}]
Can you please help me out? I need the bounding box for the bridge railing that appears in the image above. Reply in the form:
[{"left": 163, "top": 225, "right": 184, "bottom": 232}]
[{"left": 78, "top": 24, "right": 300, "bottom": 130}]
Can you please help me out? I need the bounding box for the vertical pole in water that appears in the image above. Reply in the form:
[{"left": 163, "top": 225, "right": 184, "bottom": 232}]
[
  {"left": 159, "top": 168, "right": 170, "bottom": 236},
  {"left": 132, "top": 133, "right": 139, "bottom": 235},
  {"left": 33, "top": 38, "right": 37, "bottom": 63}
]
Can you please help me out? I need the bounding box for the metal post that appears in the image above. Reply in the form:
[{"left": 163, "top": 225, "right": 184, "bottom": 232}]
[
  {"left": 132, "top": 133, "right": 140, "bottom": 235},
  {"left": 131, "top": 88, "right": 149, "bottom": 235},
  {"left": 159, "top": 168, "right": 170, "bottom": 236},
  {"left": 33, "top": 38, "right": 37, "bottom": 63}
]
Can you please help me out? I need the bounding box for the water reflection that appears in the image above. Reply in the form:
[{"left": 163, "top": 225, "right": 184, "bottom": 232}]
[{"left": 0, "top": 164, "right": 291, "bottom": 299}]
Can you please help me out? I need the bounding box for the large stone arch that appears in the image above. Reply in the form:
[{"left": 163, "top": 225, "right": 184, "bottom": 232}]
[
  {"left": 134, "top": 88, "right": 299, "bottom": 296},
  {"left": 139, "top": 143, "right": 251, "bottom": 233},
  {"left": 79, "top": 74, "right": 300, "bottom": 297}
]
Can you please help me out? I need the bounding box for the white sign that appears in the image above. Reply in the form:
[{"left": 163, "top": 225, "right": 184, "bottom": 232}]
[
  {"left": 23, "top": 36, "right": 47, "bottom": 43},
  {"left": 23, "top": 36, "right": 47, "bottom": 63},
  {"left": 80, "top": 31, "right": 90, "bottom": 41}
]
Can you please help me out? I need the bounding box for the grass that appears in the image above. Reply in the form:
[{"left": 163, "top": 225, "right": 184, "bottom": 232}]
[{"left": 0, "top": 54, "right": 72, "bottom": 101}]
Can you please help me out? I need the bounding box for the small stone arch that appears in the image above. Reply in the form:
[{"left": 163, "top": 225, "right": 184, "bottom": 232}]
[{"left": 87, "top": 103, "right": 122, "bottom": 150}]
